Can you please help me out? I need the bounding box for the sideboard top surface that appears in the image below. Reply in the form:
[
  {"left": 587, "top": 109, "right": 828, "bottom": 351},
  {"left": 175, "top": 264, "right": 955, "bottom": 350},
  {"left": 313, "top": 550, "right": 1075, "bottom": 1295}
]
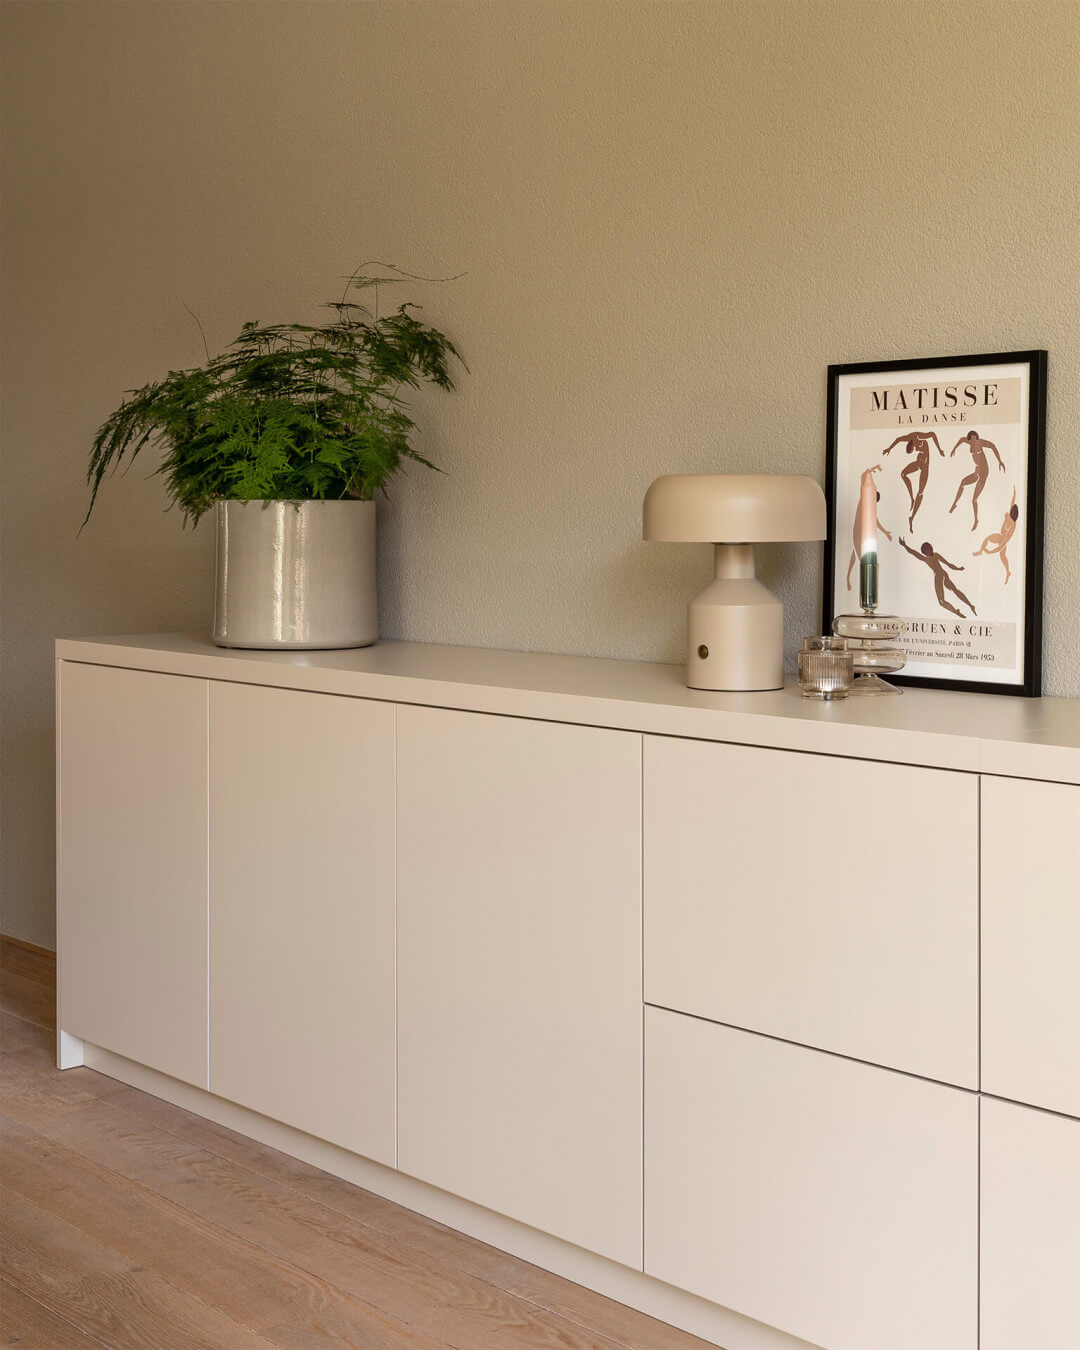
[{"left": 56, "top": 632, "right": 1080, "bottom": 783}]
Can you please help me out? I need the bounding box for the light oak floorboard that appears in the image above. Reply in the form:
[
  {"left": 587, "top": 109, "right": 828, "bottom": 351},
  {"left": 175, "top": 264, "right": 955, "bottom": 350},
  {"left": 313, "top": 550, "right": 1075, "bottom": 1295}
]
[
  {"left": 0, "top": 938, "right": 57, "bottom": 988},
  {"left": 0, "top": 938, "right": 718, "bottom": 1350},
  {"left": 0, "top": 966, "right": 55, "bottom": 1031},
  {"left": 1, "top": 1120, "right": 439, "bottom": 1350},
  {"left": 1, "top": 1189, "right": 274, "bottom": 1349},
  {"left": 0, "top": 1276, "right": 109, "bottom": 1349},
  {"left": 0, "top": 1076, "right": 640, "bottom": 1350}
]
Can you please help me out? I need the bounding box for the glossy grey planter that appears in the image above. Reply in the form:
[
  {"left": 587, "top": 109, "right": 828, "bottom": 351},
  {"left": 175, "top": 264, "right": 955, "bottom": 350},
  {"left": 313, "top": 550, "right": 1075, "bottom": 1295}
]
[{"left": 212, "top": 500, "right": 378, "bottom": 649}]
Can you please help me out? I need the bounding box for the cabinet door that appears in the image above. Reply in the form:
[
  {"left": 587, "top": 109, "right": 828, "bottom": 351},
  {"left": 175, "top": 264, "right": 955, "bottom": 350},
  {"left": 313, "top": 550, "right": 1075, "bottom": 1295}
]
[
  {"left": 57, "top": 662, "right": 208, "bottom": 1086},
  {"left": 397, "top": 706, "right": 642, "bottom": 1268},
  {"left": 981, "top": 1097, "right": 1080, "bottom": 1350},
  {"left": 982, "top": 775, "right": 1080, "bottom": 1117},
  {"left": 645, "top": 1007, "right": 978, "bottom": 1350},
  {"left": 644, "top": 736, "right": 978, "bottom": 1085},
  {"left": 209, "top": 684, "right": 395, "bottom": 1166}
]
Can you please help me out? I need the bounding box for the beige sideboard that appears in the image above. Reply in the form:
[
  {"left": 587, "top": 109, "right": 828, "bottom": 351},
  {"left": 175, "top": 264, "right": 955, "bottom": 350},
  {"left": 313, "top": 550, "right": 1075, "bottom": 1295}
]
[{"left": 55, "top": 634, "right": 1080, "bottom": 1350}]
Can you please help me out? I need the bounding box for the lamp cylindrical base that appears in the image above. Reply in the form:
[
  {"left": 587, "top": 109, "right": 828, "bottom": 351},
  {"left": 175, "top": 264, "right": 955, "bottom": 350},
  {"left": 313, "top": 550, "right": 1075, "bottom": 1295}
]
[{"left": 686, "top": 573, "right": 784, "bottom": 692}]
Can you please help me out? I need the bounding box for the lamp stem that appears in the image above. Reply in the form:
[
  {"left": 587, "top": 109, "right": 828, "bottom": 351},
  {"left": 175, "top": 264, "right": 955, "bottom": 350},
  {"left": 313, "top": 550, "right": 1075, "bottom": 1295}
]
[{"left": 714, "top": 542, "right": 756, "bottom": 580}]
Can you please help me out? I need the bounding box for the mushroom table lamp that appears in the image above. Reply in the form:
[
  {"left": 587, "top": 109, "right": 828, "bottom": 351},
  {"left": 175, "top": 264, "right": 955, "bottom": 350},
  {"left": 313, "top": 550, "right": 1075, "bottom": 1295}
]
[{"left": 643, "top": 473, "right": 827, "bottom": 692}]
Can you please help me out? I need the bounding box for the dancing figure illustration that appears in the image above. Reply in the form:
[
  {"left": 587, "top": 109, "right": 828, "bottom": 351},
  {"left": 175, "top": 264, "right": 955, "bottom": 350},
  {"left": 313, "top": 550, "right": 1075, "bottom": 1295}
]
[
  {"left": 846, "top": 463, "right": 893, "bottom": 591},
  {"left": 974, "top": 488, "right": 1019, "bottom": 584},
  {"left": 882, "top": 431, "right": 944, "bottom": 529},
  {"left": 949, "top": 429, "right": 1004, "bottom": 531},
  {"left": 899, "top": 537, "right": 977, "bottom": 619}
]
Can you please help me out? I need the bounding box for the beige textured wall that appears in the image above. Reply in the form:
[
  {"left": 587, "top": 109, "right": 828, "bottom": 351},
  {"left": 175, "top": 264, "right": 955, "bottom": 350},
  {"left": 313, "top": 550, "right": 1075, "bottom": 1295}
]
[{"left": 2, "top": 0, "right": 1078, "bottom": 948}]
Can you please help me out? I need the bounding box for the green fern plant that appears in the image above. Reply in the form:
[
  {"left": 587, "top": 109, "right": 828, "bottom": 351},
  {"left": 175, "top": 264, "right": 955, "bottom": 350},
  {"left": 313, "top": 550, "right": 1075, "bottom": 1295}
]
[{"left": 84, "top": 266, "right": 463, "bottom": 528}]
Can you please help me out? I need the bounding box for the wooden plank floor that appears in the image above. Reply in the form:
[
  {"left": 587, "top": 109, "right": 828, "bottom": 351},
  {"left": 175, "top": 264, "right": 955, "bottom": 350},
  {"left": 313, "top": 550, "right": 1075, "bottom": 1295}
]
[{"left": 0, "top": 937, "right": 716, "bottom": 1349}]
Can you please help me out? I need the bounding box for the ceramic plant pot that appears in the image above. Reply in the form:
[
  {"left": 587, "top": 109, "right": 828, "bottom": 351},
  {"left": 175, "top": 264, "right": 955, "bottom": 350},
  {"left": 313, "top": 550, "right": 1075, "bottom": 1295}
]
[{"left": 212, "top": 499, "right": 377, "bottom": 649}]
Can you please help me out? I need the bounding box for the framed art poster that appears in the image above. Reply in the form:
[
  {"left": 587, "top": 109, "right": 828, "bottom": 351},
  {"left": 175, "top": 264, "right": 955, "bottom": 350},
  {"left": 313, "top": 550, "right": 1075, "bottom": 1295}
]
[{"left": 824, "top": 351, "right": 1047, "bottom": 695}]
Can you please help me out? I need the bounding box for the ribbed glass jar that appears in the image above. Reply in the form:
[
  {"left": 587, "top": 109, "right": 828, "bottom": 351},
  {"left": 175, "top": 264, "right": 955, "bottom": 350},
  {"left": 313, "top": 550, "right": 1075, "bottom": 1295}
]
[{"left": 797, "top": 636, "right": 854, "bottom": 700}]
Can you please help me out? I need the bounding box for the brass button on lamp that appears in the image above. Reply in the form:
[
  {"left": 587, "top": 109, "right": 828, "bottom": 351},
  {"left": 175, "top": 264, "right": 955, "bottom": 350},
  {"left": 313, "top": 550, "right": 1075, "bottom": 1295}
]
[{"left": 643, "top": 473, "right": 827, "bottom": 691}]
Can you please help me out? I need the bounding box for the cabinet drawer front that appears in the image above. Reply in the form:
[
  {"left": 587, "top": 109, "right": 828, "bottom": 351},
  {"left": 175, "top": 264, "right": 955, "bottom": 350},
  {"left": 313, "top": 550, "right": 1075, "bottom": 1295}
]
[
  {"left": 980, "top": 1098, "right": 1080, "bottom": 1350},
  {"left": 58, "top": 662, "right": 209, "bottom": 1086},
  {"left": 397, "top": 706, "right": 642, "bottom": 1268},
  {"left": 981, "top": 775, "right": 1080, "bottom": 1116},
  {"left": 644, "top": 736, "right": 978, "bottom": 1084},
  {"left": 645, "top": 1007, "right": 978, "bottom": 1350},
  {"left": 209, "top": 684, "right": 396, "bottom": 1166}
]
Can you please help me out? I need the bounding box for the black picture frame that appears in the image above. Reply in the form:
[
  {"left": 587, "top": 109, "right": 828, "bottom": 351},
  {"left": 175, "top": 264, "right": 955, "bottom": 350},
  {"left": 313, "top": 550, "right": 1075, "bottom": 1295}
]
[{"left": 823, "top": 350, "right": 1047, "bottom": 697}]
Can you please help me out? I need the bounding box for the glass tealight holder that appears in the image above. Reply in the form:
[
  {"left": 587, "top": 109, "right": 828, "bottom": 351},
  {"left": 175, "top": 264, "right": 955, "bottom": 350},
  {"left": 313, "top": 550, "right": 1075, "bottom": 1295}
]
[
  {"left": 797, "top": 636, "right": 854, "bottom": 700},
  {"left": 832, "top": 611, "right": 909, "bottom": 695}
]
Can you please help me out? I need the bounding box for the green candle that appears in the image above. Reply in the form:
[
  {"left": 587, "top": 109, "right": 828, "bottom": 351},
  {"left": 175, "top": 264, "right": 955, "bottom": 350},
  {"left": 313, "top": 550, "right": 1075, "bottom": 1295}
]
[
  {"left": 857, "top": 469, "right": 880, "bottom": 612},
  {"left": 860, "top": 548, "right": 878, "bottom": 611}
]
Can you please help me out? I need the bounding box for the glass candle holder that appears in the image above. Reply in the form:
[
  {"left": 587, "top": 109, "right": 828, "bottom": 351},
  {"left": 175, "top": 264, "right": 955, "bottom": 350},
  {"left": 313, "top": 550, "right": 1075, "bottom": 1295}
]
[
  {"left": 832, "top": 610, "right": 909, "bottom": 695},
  {"left": 797, "top": 636, "right": 854, "bottom": 700}
]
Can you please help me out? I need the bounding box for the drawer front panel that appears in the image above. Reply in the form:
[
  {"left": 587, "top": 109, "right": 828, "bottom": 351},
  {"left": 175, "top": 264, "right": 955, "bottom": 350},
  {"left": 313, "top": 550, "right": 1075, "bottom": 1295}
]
[
  {"left": 981, "top": 775, "right": 1080, "bottom": 1117},
  {"left": 645, "top": 1007, "right": 978, "bottom": 1350},
  {"left": 209, "top": 684, "right": 396, "bottom": 1166},
  {"left": 58, "top": 662, "right": 209, "bottom": 1087},
  {"left": 644, "top": 735, "right": 978, "bottom": 1084},
  {"left": 981, "top": 1097, "right": 1080, "bottom": 1350},
  {"left": 397, "top": 706, "right": 643, "bottom": 1268}
]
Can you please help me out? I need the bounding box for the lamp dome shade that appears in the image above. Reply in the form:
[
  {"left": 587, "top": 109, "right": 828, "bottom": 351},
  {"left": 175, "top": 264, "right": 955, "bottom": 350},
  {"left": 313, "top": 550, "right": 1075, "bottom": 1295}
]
[{"left": 643, "top": 473, "right": 827, "bottom": 543}]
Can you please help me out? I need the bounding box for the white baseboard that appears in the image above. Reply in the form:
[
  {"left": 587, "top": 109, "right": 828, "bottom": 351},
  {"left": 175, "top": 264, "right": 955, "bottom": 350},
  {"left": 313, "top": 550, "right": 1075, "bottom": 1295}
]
[{"left": 78, "top": 1042, "right": 819, "bottom": 1350}]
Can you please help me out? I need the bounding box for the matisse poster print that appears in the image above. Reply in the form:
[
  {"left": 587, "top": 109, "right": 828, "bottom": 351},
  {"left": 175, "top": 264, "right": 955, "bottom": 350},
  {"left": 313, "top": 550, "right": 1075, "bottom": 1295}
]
[{"left": 824, "top": 352, "right": 1046, "bottom": 695}]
